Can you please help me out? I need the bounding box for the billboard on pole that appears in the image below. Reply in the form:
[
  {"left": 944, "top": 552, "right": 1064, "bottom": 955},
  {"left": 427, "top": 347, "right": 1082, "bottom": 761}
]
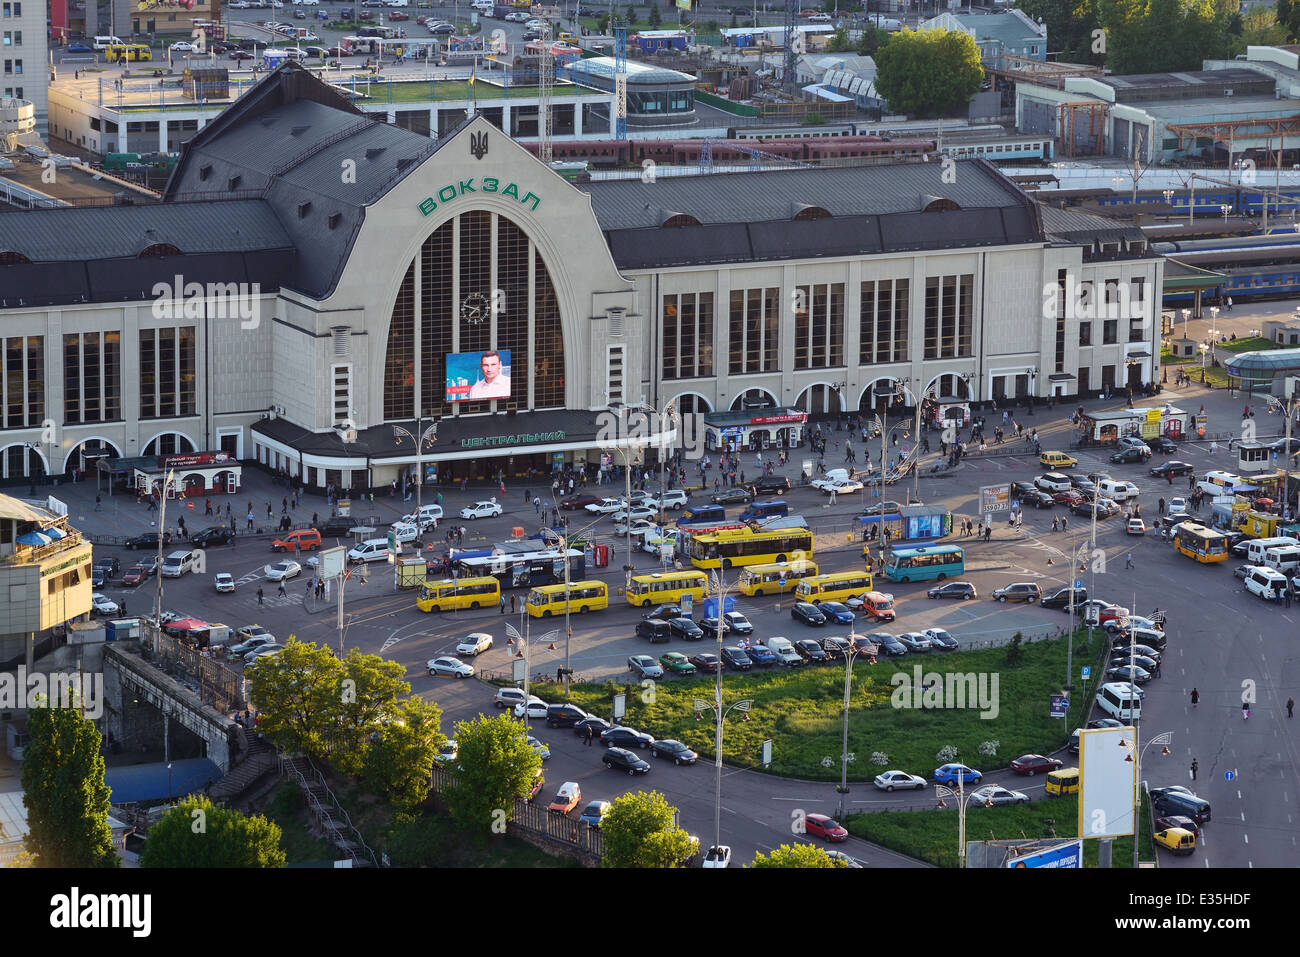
[
  {"left": 1078, "top": 725, "right": 1138, "bottom": 839},
  {"left": 1005, "top": 840, "right": 1082, "bottom": 868},
  {"left": 979, "top": 484, "right": 1011, "bottom": 513}
]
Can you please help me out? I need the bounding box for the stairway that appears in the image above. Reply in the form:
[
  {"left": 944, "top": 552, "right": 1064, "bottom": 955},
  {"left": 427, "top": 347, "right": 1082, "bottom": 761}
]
[{"left": 207, "top": 739, "right": 278, "bottom": 803}]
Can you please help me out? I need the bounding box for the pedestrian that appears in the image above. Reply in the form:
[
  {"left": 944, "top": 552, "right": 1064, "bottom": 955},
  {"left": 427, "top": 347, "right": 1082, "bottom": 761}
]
[
  {"left": 1288, "top": 697, "right": 1295, "bottom": 718},
  {"left": 1158, "top": 497, "right": 1166, "bottom": 516},
  {"left": 510, "top": 594, "right": 516, "bottom": 614},
  {"left": 1191, "top": 687, "right": 1199, "bottom": 706},
  {"left": 1243, "top": 700, "right": 1251, "bottom": 720},
  {"left": 584, "top": 725, "right": 593, "bottom": 746},
  {"left": 1190, "top": 758, "right": 1198, "bottom": 781},
  {"left": 1061, "top": 517, "right": 1068, "bottom": 531},
  {"left": 1125, "top": 553, "right": 1133, "bottom": 569},
  {"left": 499, "top": 594, "right": 506, "bottom": 614},
  {"left": 247, "top": 510, "right": 254, "bottom": 530},
  {"left": 278, "top": 579, "right": 286, "bottom": 598},
  {"left": 120, "top": 599, "right": 126, "bottom": 615},
  {"left": 95, "top": 494, "right": 102, "bottom": 511},
  {"left": 257, "top": 586, "right": 264, "bottom": 606}
]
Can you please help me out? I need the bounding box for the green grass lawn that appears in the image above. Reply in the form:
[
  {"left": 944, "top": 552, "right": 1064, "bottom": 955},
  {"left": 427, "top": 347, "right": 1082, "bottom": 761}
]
[
  {"left": 337, "top": 78, "right": 605, "bottom": 103},
  {"left": 534, "top": 628, "right": 1108, "bottom": 782},
  {"left": 845, "top": 792, "right": 1157, "bottom": 868},
  {"left": 1220, "top": 336, "right": 1277, "bottom": 353},
  {"left": 262, "top": 781, "right": 336, "bottom": 865}
]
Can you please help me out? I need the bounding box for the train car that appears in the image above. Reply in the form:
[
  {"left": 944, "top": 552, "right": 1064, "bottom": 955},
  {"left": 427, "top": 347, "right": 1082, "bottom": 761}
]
[
  {"left": 804, "top": 135, "right": 933, "bottom": 164},
  {"left": 940, "top": 136, "right": 1053, "bottom": 162},
  {"left": 727, "top": 124, "right": 860, "bottom": 139}
]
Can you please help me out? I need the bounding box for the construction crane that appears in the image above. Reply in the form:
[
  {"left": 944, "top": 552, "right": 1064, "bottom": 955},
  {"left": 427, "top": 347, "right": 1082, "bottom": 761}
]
[
  {"left": 613, "top": 17, "right": 628, "bottom": 141},
  {"left": 538, "top": 21, "right": 553, "bottom": 165}
]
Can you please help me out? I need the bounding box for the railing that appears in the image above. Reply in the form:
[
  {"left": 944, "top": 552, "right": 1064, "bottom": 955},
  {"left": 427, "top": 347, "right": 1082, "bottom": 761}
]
[
  {"left": 280, "top": 755, "right": 382, "bottom": 868},
  {"left": 3, "top": 529, "right": 86, "bottom": 565}
]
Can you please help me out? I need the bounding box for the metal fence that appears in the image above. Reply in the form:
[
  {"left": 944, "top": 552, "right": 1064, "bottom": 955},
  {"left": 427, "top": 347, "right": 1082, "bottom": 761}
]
[{"left": 148, "top": 624, "right": 247, "bottom": 714}]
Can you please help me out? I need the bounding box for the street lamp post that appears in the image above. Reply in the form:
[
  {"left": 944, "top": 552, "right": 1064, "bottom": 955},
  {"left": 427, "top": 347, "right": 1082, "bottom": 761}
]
[
  {"left": 934, "top": 777, "right": 969, "bottom": 867},
  {"left": 836, "top": 635, "right": 872, "bottom": 819},
  {"left": 1130, "top": 730, "right": 1173, "bottom": 868},
  {"left": 154, "top": 469, "right": 175, "bottom": 653},
  {"left": 1181, "top": 308, "right": 1191, "bottom": 339},
  {"left": 392, "top": 413, "right": 440, "bottom": 544}
]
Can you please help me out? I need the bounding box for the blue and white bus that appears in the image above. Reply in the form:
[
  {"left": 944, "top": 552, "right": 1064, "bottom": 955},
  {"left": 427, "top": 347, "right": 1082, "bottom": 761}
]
[{"left": 882, "top": 545, "right": 965, "bottom": 583}]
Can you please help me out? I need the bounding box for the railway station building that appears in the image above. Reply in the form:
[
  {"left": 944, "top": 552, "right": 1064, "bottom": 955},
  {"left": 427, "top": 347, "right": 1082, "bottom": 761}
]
[{"left": 0, "top": 64, "right": 1163, "bottom": 492}]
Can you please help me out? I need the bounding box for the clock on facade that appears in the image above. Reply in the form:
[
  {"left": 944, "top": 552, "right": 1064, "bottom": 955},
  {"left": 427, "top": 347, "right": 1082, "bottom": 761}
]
[{"left": 460, "top": 292, "right": 489, "bottom": 324}]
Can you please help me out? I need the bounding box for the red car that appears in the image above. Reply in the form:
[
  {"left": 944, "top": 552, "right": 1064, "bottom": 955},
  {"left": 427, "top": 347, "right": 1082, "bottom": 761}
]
[
  {"left": 688, "top": 652, "right": 721, "bottom": 674},
  {"left": 389, "top": 10, "right": 408, "bottom": 18},
  {"left": 1154, "top": 814, "right": 1201, "bottom": 838},
  {"left": 1098, "top": 604, "right": 1131, "bottom": 625},
  {"left": 804, "top": 813, "right": 848, "bottom": 842},
  {"left": 560, "top": 493, "right": 601, "bottom": 510},
  {"left": 1052, "top": 489, "right": 1085, "bottom": 507},
  {"left": 1010, "top": 754, "right": 1064, "bottom": 776},
  {"left": 121, "top": 564, "right": 152, "bottom": 587}
]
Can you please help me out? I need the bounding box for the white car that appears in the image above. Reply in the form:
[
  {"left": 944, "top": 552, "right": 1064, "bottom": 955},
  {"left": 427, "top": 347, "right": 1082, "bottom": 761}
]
[
  {"left": 214, "top": 573, "right": 236, "bottom": 593},
  {"left": 612, "top": 505, "right": 657, "bottom": 524},
  {"left": 1126, "top": 518, "right": 1146, "bottom": 535},
  {"left": 170, "top": 40, "right": 195, "bottom": 52},
  {"left": 702, "top": 844, "right": 732, "bottom": 868},
  {"left": 428, "top": 655, "right": 474, "bottom": 678},
  {"left": 513, "top": 697, "right": 549, "bottom": 720},
  {"left": 263, "top": 560, "right": 302, "bottom": 582},
  {"left": 232, "top": 635, "right": 277, "bottom": 656},
  {"left": 615, "top": 519, "right": 658, "bottom": 539},
  {"left": 456, "top": 632, "right": 493, "bottom": 656},
  {"left": 283, "top": 46, "right": 308, "bottom": 59},
  {"left": 228, "top": 1, "right": 250, "bottom": 7},
  {"left": 269, "top": 0, "right": 283, "bottom": 7},
  {"left": 823, "top": 849, "right": 863, "bottom": 868},
  {"left": 245, "top": 643, "right": 285, "bottom": 663},
  {"left": 643, "top": 535, "right": 675, "bottom": 555},
  {"left": 823, "top": 478, "right": 864, "bottom": 495},
  {"left": 91, "top": 593, "right": 120, "bottom": 616},
  {"left": 460, "top": 500, "right": 503, "bottom": 520},
  {"left": 873, "top": 770, "right": 927, "bottom": 792},
  {"left": 527, "top": 735, "right": 551, "bottom": 761},
  {"left": 399, "top": 505, "right": 443, "bottom": 527},
  {"left": 809, "top": 12, "right": 832, "bottom": 21},
  {"left": 525, "top": 18, "right": 547, "bottom": 29},
  {"left": 391, "top": 522, "right": 420, "bottom": 544},
  {"left": 1167, "top": 497, "right": 1190, "bottom": 518},
  {"left": 506, "top": 10, "right": 530, "bottom": 21},
  {"left": 584, "top": 498, "right": 626, "bottom": 514},
  {"left": 1034, "top": 472, "right": 1072, "bottom": 493}
]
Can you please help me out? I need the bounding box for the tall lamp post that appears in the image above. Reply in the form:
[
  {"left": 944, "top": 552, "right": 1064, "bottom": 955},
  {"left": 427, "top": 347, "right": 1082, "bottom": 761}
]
[
  {"left": 934, "top": 777, "right": 969, "bottom": 868},
  {"left": 153, "top": 469, "right": 175, "bottom": 654},
  {"left": 1127, "top": 730, "right": 1173, "bottom": 868},
  {"left": 836, "top": 634, "right": 874, "bottom": 819},
  {"left": 392, "top": 413, "right": 440, "bottom": 543},
  {"left": 602, "top": 404, "right": 644, "bottom": 591}
]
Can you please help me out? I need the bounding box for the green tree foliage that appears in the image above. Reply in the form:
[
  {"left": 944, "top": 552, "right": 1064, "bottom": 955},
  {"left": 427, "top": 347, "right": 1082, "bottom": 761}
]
[
  {"left": 139, "top": 796, "right": 286, "bottom": 868},
  {"left": 750, "top": 843, "right": 847, "bottom": 867},
  {"left": 246, "top": 638, "right": 410, "bottom": 775},
  {"left": 442, "top": 713, "right": 541, "bottom": 843},
  {"left": 1237, "top": 5, "right": 1287, "bottom": 49},
  {"left": 362, "top": 696, "right": 445, "bottom": 814},
  {"left": 1095, "top": 0, "right": 1237, "bottom": 74},
  {"left": 21, "top": 704, "right": 117, "bottom": 868},
  {"left": 1280, "top": 0, "right": 1300, "bottom": 41},
  {"left": 874, "top": 29, "right": 983, "bottom": 117},
  {"left": 826, "top": 25, "right": 855, "bottom": 52},
  {"left": 856, "top": 25, "right": 891, "bottom": 56},
  {"left": 649, "top": 3, "right": 662, "bottom": 27},
  {"left": 1016, "top": 0, "right": 1102, "bottom": 63},
  {"left": 599, "top": 790, "right": 697, "bottom": 868}
]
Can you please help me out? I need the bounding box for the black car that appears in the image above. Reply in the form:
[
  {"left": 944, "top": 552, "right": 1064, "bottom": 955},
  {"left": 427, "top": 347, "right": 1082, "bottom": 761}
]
[
  {"left": 1023, "top": 490, "right": 1056, "bottom": 509},
  {"left": 603, "top": 746, "right": 651, "bottom": 774},
  {"left": 1010, "top": 481, "right": 1037, "bottom": 500},
  {"left": 1085, "top": 472, "right": 1112, "bottom": 485},
  {"left": 1066, "top": 474, "right": 1097, "bottom": 493},
  {"left": 92, "top": 556, "right": 120, "bottom": 584},
  {"left": 1227, "top": 531, "right": 1250, "bottom": 556},
  {"left": 1106, "top": 664, "right": 1152, "bottom": 685},
  {"left": 794, "top": 638, "right": 827, "bottom": 663},
  {"left": 821, "top": 636, "right": 851, "bottom": 660},
  {"left": 1072, "top": 500, "right": 1109, "bottom": 519},
  {"left": 668, "top": 617, "right": 704, "bottom": 641},
  {"left": 1109, "top": 653, "right": 1159, "bottom": 673},
  {"left": 643, "top": 604, "right": 685, "bottom": 621},
  {"left": 696, "top": 616, "right": 730, "bottom": 637},
  {"left": 866, "top": 632, "right": 907, "bottom": 657},
  {"left": 720, "top": 645, "right": 752, "bottom": 671},
  {"left": 791, "top": 602, "right": 827, "bottom": 626},
  {"left": 688, "top": 653, "right": 721, "bottom": 674},
  {"left": 573, "top": 716, "right": 612, "bottom": 738},
  {"left": 710, "top": 488, "right": 752, "bottom": 505},
  {"left": 124, "top": 531, "right": 173, "bottom": 550},
  {"left": 927, "top": 581, "right": 976, "bottom": 600},
  {"left": 1150, "top": 787, "right": 1211, "bottom": 824},
  {"left": 1040, "top": 584, "right": 1088, "bottom": 610},
  {"left": 320, "top": 518, "right": 355, "bottom": 537},
  {"left": 1109, "top": 642, "right": 1163, "bottom": 662},
  {"left": 635, "top": 619, "right": 672, "bottom": 643},
  {"left": 1148, "top": 437, "right": 1179, "bottom": 454},
  {"left": 649, "top": 739, "right": 698, "bottom": 765},
  {"left": 602, "top": 726, "right": 653, "bottom": 749},
  {"left": 546, "top": 704, "right": 588, "bottom": 728},
  {"left": 751, "top": 475, "right": 791, "bottom": 495},
  {"left": 1069, "top": 717, "right": 1123, "bottom": 754},
  {"left": 1150, "top": 460, "right": 1195, "bottom": 478},
  {"left": 861, "top": 500, "right": 903, "bottom": 517},
  {"left": 190, "top": 525, "right": 233, "bottom": 547},
  {"left": 1110, "top": 447, "right": 1148, "bottom": 464}
]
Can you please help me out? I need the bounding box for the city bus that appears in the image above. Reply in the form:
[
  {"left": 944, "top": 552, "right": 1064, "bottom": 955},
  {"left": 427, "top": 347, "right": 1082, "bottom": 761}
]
[
  {"left": 1172, "top": 522, "right": 1229, "bottom": 564},
  {"left": 794, "top": 570, "right": 874, "bottom": 603},
  {"left": 415, "top": 576, "right": 500, "bottom": 612},
  {"left": 688, "top": 525, "right": 814, "bottom": 570},
  {"left": 452, "top": 547, "right": 585, "bottom": 588},
  {"left": 882, "top": 545, "right": 966, "bottom": 582},
  {"left": 106, "top": 43, "right": 153, "bottom": 62},
  {"left": 625, "top": 570, "right": 708, "bottom": 607},
  {"left": 524, "top": 580, "right": 610, "bottom": 617},
  {"left": 736, "top": 560, "right": 820, "bottom": 596}
]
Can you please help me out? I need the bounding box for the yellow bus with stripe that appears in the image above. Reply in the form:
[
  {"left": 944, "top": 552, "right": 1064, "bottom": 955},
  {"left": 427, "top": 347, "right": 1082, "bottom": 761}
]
[
  {"left": 794, "top": 570, "right": 874, "bottom": 603},
  {"left": 736, "top": 560, "right": 820, "bottom": 596},
  {"left": 525, "top": 580, "right": 609, "bottom": 617},
  {"left": 415, "top": 576, "right": 500, "bottom": 612},
  {"left": 625, "top": 570, "right": 708, "bottom": 607}
]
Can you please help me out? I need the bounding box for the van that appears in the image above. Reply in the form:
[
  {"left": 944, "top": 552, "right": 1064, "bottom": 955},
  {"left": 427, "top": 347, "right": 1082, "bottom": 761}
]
[
  {"left": 1245, "top": 566, "right": 1289, "bottom": 600},
  {"left": 1153, "top": 827, "right": 1197, "bottom": 856},
  {"left": 93, "top": 35, "right": 125, "bottom": 50},
  {"left": 1246, "top": 536, "right": 1299, "bottom": 565},
  {"left": 272, "top": 528, "right": 322, "bottom": 553},
  {"left": 635, "top": 619, "right": 671, "bottom": 643},
  {"left": 160, "top": 550, "right": 199, "bottom": 578},
  {"left": 1096, "top": 681, "right": 1141, "bottom": 721},
  {"left": 739, "top": 499, "right": 789, "bottom": 523},
  {"left": 348, "top": 538, "right": 391, "bottom": 563},
  {"left": 861, "top": 591, "right": 896, "bottom": 622},
  {"left": 1097, "top": 478, "right": 1138, "bottom": 502},
  {"left": 679, "top": 504, "right": 726, "bottom": 526},
  {"left": 1039, "top": 451, "right": 1078, "bottom": 469},
  {"left": 1044, "top": 767, "right": 1079, "bottom": 796},
  {"left": 812, "top": 468, "right": 851, "bottom": 489},
  {"left": 200, "top": 623, "right": 231, "bottom": 648},
  {"left": 1151, "top": 788, "right": 1211, "bottom": 824},
  {"left": 766, "top": 636, "right": 802, "bottom": 666},
  {"left": 1264, "top": 544, "right": 1300, "bottom": 576}
]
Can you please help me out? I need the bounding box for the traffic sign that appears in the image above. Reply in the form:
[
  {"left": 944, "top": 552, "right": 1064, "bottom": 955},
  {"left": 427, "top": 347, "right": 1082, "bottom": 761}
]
[
  {"left": 1074, "top": 579, "right": 1084, "bottom": 589},
  {"left": 1081, "top": 666, "right": 1091, "bottom": 680},
  {"left": 1225, "top": 770, "right": 1236, "bottom": 781}
]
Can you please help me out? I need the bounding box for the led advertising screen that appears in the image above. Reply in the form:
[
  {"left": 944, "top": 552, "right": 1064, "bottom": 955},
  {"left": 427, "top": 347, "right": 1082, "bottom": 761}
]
[{"left": 445, "top": 349, "right": 512, "bottom": 402}]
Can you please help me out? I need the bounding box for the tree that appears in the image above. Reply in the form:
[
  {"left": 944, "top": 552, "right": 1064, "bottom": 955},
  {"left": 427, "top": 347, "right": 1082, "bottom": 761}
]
[
  {"left": 874, "top": 28, "right": 983, "bottom": 117},
  {"left": 21, "top": 704, "right": 117, "bottom": 868},
  {"left": 329, "top": 647, "right": 416, "bottom": 775},
  {"left": 1095, "top": 0, "right": 1236, "bottom": 74},
  {"left": 649, "top": 3, "right": 662, "bottom": 27},
  {"left": 1237, "top": 6, "right": 1288, "bottom": 49},
  {"left": 826, "top": 25, "right": 854, "bottom": 52},
  {"left": 600, "top": 790, "right": 697, "bottom": 868},
  {"left": 856, "top": 25, "right": 890, "bottom": 56},
  {"left": 139, "top": 796, "right": 286, "bottom": 868},
  {"left": 441, "top": 713, "right": 541, "bottom": 843},
  {"left": 362, "top": 696, "right": 445, "bottom": 814},
  {"left": 1016, "top": 0, "right": 1102, "bottom": 63},
  {"left": 750, "top": 843, "right": 847, "bottom": 867}
]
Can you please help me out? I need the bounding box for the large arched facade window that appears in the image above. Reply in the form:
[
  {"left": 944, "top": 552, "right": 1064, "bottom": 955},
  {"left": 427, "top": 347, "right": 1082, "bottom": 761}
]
[{"left": 382, "top": 210, "right": 567, "bottom": 420}]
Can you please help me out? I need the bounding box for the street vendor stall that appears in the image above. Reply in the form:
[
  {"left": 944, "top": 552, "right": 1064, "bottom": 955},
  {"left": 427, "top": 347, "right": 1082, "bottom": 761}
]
[
  {"left": 115, "top": 451, "right": 241, "bottom": 498},
  {"left": 1079, "top": 404, "right": 1192, "bottom": 445}
]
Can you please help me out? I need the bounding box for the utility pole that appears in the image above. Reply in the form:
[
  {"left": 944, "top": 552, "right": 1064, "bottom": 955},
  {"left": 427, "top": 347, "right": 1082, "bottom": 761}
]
[{"left": 153, "top": 468, "right": 175, "bottom": 653}]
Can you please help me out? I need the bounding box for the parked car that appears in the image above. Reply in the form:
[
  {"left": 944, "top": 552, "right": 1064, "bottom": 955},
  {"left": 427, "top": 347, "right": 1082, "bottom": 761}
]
[
  {"left": 1022, "top": 489, "right": 1056, "bottom": 509},
  {"left": 578, "top": 800, "right": 611, "bottom": 828},
  {"left": 91, "top": 593, "right": 120, "bottom": 616},
  {"left": 627, "top": 654, "right": 664, "bottom": 679},
  {"left": 1033, "top": 473, "right": 1071, "bottom": 493},
  {"left": 667, "top": 617, "right": 704, "bottom": 641},
  {"left": 720, "top": 645, "right": 753, "bottom": 671},
  {"left": 722, "top": 611, "right": 753, "bottom": 634},
  {"left": 513, "top": 697, "right": 549, "bottom": 720},
  {"left": 794, "top": 638, "right": 827, "bottom": 663},
  {"left": 866, "top": 632, "right": 907, "bottom": 657},
  {"left": 992, "top": 582, "right": 1041, "bottom": 603},
  {"left": 791, "top": 602, "right": 827, "bottom": 626},
  {"left": 642, "top": 604, "right": 685, "bottom": 620},
  {"left": 527, "top": 735, "right": 550, "bottom": 761},
  {"left": 927, "top": 581, "right": 977, "bottom": 600},
  {"left": 545, "top": 704, "right": 587, "bottom": 728},
  {"left": 934, "top": 762, "right": 982, "bottom": 786},
  {"left": 601, "top": 726, "right": 653, "bottom": 749},
  {"left": 191, "top": 525, "right": 234, "bottom": 547},
  {"left": 427, "top": 656, "right": 473, "bottom": 678},
  {"left": 1010, "top": 754, "right": 1064, "bottom": 776},
  {"left": 1110, "top": 447, "right": 1148, "bottom": 464},
  {"left": 1154, "top": 814, "right": 1201, "bottom": 839},
  {"left": 922, "top": 628, "right": 960, "bottom": 651},
  {"left": 573, "top": 716, "right": 612, "bottom": 739},
  {"left": 658, "top": 652, "right": 697, "bottom": 675},
  {"left": 604, "top": 747, "right": 651, "bottom": 775},
  {"left": 688, "top": 652, "right": 721, "bottom": 673},
  {"left": 649, "top": 739, "right": 698, "bottom": 765},
  {"left": 703, "top": 844, "right": 733, "bottom": 868},
  {"left": 1069, "top": 717, "right": 1125, "bottom": 754},
  {"left": 745, "top": 641, "right": 778, "bottom": 666},
  {"left": 125, "top": 531, "right": 173, "bottom": 550},
  {"left": 455, "top": 632, "right": 493, "bottom": 656},
  {"left": 874, "top": 770, "right": 926, "bottom": 791},
  {"left": 803, "top": 813, "right": 848, "bottom": 842},
  {"left": 896, "top": 632, "right": 933, "bottom": 654},
  {"left": 968, "top": 784, "right": 1029, "bottom": 806},
  {"left": 548, "top": 781, "right": 582, "bottom": 814},
  {"left": 821, "top": 636, "right": 851, "bottom": 660}
]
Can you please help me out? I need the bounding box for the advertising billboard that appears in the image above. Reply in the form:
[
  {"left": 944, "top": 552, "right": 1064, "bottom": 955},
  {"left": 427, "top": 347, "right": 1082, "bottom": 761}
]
[
  {"left": 1078, "top": 725, "right": 1138, "bottom": 839},
  {"left": 1005, "top": 840, "right": 1082, "bottom": 868},
  {"left": 445, "top": 349, "right": 512, "bottom": 402},
  {"left": 979, "top": 484, "right": 1011, "bottom": 514}
]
